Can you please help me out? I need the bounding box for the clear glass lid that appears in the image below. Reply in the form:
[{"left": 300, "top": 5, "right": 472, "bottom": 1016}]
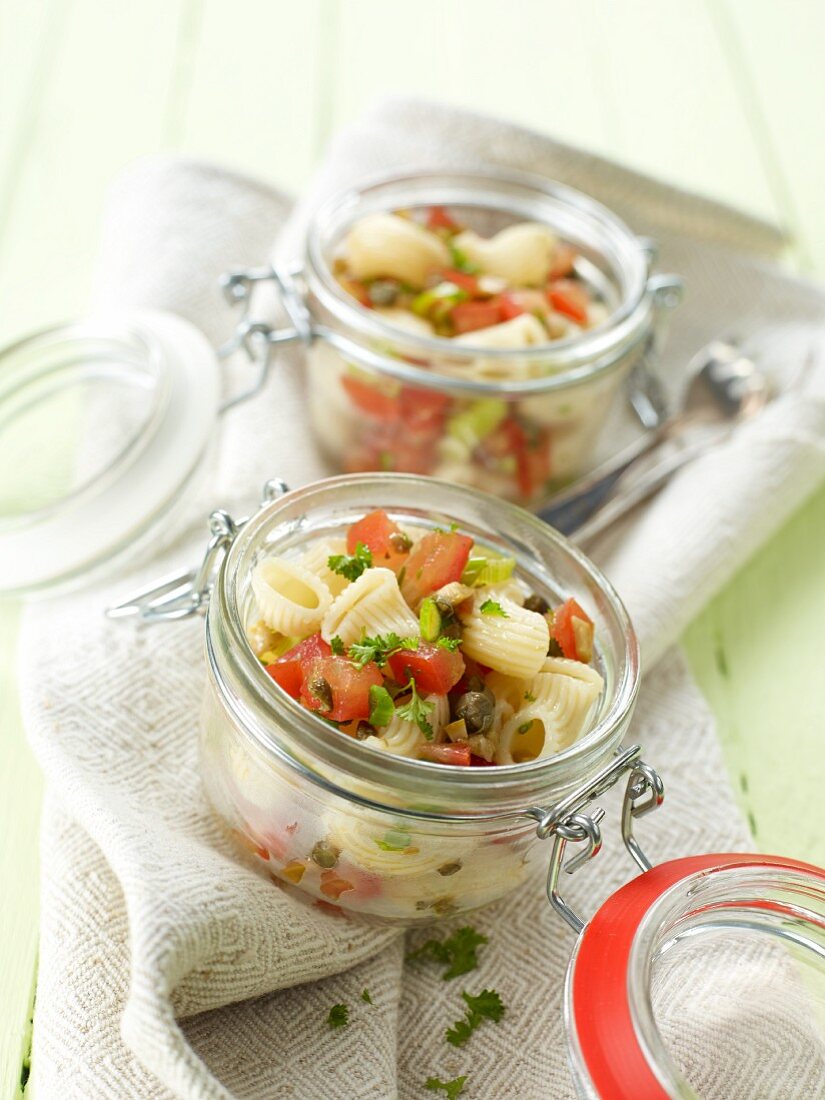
[
  {"left": 566, "top": 853, "right": 825, "bottom": 1099},
  {"left": 0, "top": 310, "right": 220, "bottom": 596}
]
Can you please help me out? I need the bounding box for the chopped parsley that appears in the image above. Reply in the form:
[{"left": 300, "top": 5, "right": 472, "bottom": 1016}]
[
  {"left": 349, "top": 631, "right": 418, "bottom": 669},
  {"left": 524, "top": 690, "right": 536, "bottom": 702},
  {"left": 361, "top": 988, "right": 373, "bottom": 1004},
  {"left": 436, "top": 636, "right": 462, "bottom": 652},
  {"left": 449, "top": 244, "right": 479, "bottom": 274},
  {"left": 327, "top": 1003, "right": 349, "bottom": 1028},
  {"left": 426, "top": 1076, "right": 467, "bottom": 1098},
  {"left": 395, "top": 678, "right": 434, "bottom": 739},
  {"left": 329, "top": 635, "right": 345, "bottom": 656},
  {"left": 368, "top": 684, "right": 395, "bottom": 727},
  {"left": 406, "top": 926, "right": 488, "bottom": 980},
  {"left": 446, "top": 989, "right": 505, "bottom": 1047},
  {"left": 517, "top": 720, "right": 533, "bottom": 735},
  {"left": 479, "top": 598, "right": 508, "bottom": 618},
  {"left": 328, "top": 542, "right": 373, "bottom": 581}
]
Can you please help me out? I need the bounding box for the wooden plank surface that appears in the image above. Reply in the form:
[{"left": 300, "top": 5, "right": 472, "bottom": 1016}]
[{"left": 1, "top": 1, "right": 823, "bottom": 1095}]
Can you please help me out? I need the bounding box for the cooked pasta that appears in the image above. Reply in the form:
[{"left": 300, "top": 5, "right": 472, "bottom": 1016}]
[
  {"left": 297, "top": 537, "right": 351, "bottom": 598},
  {"left": 362, "top": 695, "right": 449, "bottom": 756},
  {"left": 251, "top": 556, "right": 332, "bottom": 636},
  {"left": 459, "top": 593, "right": 549, "bottom": 679},
  {"left": 325, "top": 810, "right": 473, "bottom": 877},
  {"left": 321, "top": 567, "right": 418, "bottom": 646},
  {"left": 344, "top": 212, "right": 450, "bottom": 288},
  {"left": 451, "top": 223, "right": 557, "bottom": 286}
]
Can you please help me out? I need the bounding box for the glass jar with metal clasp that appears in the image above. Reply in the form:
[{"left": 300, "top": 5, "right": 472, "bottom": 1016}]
[{"left": 108, "top": 473, "right": 825, "bottom": 1100}]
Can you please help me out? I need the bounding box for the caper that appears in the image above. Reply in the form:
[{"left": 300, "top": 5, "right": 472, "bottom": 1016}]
[
  {"left": 465, "top": 675, "right": 494, "bottom": 704},
  {"left": 389, "top": 530, "right": 412, "bottom": 553},
  {"left": 311, "top": 840, "right": 340, "bottom": 869},
  {"left": 547, "top": 638, "right": 564, "bottom": 658},
  {"left": 454, "top": 691, "right": 495, "bottom": 735},
  {"left": 440, "top": 619, "right": 463, "bottom": 640},
  {"left": 524, "top": 594, "right": 550, "bottom": 614},
  {"left": 367, "top": 278, "right": 400, "bottom": 306},
  {"left": 308, "top": 675, "right": 333, "bottom": 711},
  {"left": 437, "top": 860, "right": 463, "bottom": 877}
]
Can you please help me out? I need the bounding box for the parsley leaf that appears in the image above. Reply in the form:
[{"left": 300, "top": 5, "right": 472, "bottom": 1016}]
[
  {"left": 446, "top": 989, "right": 505, "bottom": 1047},
  {"left": 406, "top": 926, "right": 488, "bottom": 980},
  {"left": 330, "top": 635, "right": 345, "bottom": 656},
  {"left": 368, "top": 684, "right": 395, "bottom": 727},
  {"left": 436, "top": 635, "right": 462, "bottom": 651},
  {"left": 395, "top": 678, "right": 434, "bottom": 739},
  {"left": 349, "top": 632, "right": 418, "bottom": 670},
  {"left": 327, "top": 1003, "right": 349, "bottom": 1028},
  {"left": 426, "top": 1075, "right": 467, "bottom": 1098},
  {"left": 361, "top": 988, "right": 373, "bottom": 1004},
  {"left": 479, "top": 598, "right": 508, "bottom": 618},
  {"left": 328, "top": 542, "right": 373, "bottom": 581}
]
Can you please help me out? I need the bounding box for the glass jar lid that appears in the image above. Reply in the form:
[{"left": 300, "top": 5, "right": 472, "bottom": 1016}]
[
  {"left": 565, "top": 853, "right": 825, "bottom": 1099},
  {"left": 0, "top": 310, "right": 220, "bottom": 596}
]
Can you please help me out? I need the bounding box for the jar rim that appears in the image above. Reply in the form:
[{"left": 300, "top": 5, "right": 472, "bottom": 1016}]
[
  {"left": 304, "top": 166, "right": 656, "bottom": 393},
  {"left": 207, "top": 473, "right": 641, "bottom": 821}
]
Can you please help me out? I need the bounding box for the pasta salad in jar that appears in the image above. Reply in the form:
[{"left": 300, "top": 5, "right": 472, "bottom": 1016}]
[{"left": 200, "top": 474, "right": 639, "bottom": 923}]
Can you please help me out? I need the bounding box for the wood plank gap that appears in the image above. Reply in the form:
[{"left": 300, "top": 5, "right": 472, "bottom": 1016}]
[
  {"left": 707, "top": 0, "right": 811, "bottom": 271},
  {"left": 162, "top": 0, "right": 207, "bottom": 150},
  {"left": 0, "top": 0, "right": 73, "bottom": 254}
]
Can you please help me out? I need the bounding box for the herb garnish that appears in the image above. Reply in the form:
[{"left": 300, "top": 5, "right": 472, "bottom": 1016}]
[
  {"left": 330, "top": 635, "right": 345, "bottom": 656},
  {"left": 349, "top": 632, "right": 418, "bottom": 669},
  {"left": 361, "top": 988, "right": 373, "bottom": 1004},
  {"left": 446, "top": 989, "right": 505, "bottom": 1047},
  {"left": 448, "top": 244, "right": 480, "bottom": 274},
  {"left": 425, "top": 1076, "right": 467, "bottom": 1098},
  {"left": 480, "top": 598, "right": 508, "bottom": 618},
  {"left": 406, "top": 926, "right": 488, "bottom": 980},
  {"left": 436, "top": 635, "right": 462, "bottom": 652},
  {"left": 328, "top": 542, "right": 373, "bottom": 581},
  {"left": 395, "top": 678, "right": 434, "bottom": 739},
  {"left": 327, "top": 1003, "right": 349, "bottom": 1028}
]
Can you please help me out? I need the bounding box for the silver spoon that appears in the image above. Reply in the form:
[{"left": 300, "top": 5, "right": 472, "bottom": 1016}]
[{"left": 539, "top": 338, "right": 772, "bottom": 537}]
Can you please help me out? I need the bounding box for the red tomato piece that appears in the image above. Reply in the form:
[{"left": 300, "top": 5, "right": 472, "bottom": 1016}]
[
  {"left": 387, "top": 642, "right": 465, "bottom": 694},
  {"left": 399, "top": 386, "right": 451, "bottom": 433},
  {"left": 469, "top": 755, "right": 497, "bottom": 767},
  {"left": 347, "top": 508, "right": 410, "bottom": 572},
  {"left": 266, "top": 633, "right": 331, "bottom": 699},
  {"left": 426, "top": 205, "right": 459, "bottom": 232},
  {"left": 497, "top": 293, "right": 526, "bottom": 321},
  {"left": 301, "top": 656, "right": 383, "bottom": 722},
  {"left": 319, "top": 869, "right": 355, "bottom": 900},
  {"left": 400, "top": 530, "right": 474, "bottom": 607},
  {"left": 552, "top": 598, "right": 593, "bottom": 661},
  {"left": 548, "top": 279, "right": 589, "bottom": 325},
  {"left": 419, "top": 742, "right": 472, "bottom": 766},
  {"left": 450, "top": 299, "right": 504, "bottom": 335},
  {"left": 439, "top": 267, "right": 481, "bottom": 297},
  {"left": 341, "top": 374, "right": 401, "bottom": 420}
]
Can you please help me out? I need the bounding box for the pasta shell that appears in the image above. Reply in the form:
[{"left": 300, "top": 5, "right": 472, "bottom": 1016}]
[
  {"left": 459, "top": 593, "right": 549, "bottom": 679},
  {"left": 321, "top": 567, "right": 418, "bottom": 647},
  {"left": 251, "top": 556, "right": 332, "bottom": 636},
  {"left": 344, "top": 213, "right": 450, "bottom": 288},
  {"left": 452, "top": 223, "right": 557, "bottom": 286},
  {"left": 297, "top": 537, "right": 351, "bottom": 597},
  {"left": 495, "top": 664, "right": 604, "bottom": 764}
]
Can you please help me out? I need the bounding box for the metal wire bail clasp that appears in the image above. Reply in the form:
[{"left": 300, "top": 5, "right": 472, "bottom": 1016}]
[{"left": 527, "top": 744, "right": 665, "bottom": 934}]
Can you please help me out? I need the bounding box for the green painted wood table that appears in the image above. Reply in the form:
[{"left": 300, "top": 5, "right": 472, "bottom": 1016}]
[{"left": 1, "top": 1, "right": 824, "bottom": 1095}]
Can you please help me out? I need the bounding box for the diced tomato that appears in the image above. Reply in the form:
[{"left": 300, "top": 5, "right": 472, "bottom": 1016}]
[
  {"left": 266, "top": 633, "right": 331, "bottom": 699},
  {"left": 400, "top": 530, "right": 474, "bottom": 607},
  {"left": 419, "top": 742, "right": 472, "bottom": 766},
  {"left": 549, "top": 243, "right": 577, "bottom": 281},
  {"left": 470, "top": 755, "right": 497, "bottom": 767},
  {"left": 319, "top": 869, "right": 355, "bottom": 900},
  {"left": 388, "top": 641, "right": 465, "bottom": 694},
  {"left": 347, "top": 508, "right": 411, "bottom": 572},
  {"left": 439, "top": 267, "right": 480, "bottom": 297},
  {"left": 548, "top": 279, "right": 589, "bottom": 325},
  {"left": 552, "top": 598, "right": 594, "bottom": 662},
  {"left": 341, "top": 374, "right": 401, "bottom": 420},
  {"left": 497, "top": 293, "right": 526, "bottom": 321},
  {"left": 399, "top": 386, "right": 451, "bottom": 433},
  {"left": 450, "top": 299, "right": 503, "bottom": 335},
  {"left": 426, "top": 205, "right": 459, "bottom": 232},
  {"left": 301, "top": 656, "right": 383, "bottom": 722}
]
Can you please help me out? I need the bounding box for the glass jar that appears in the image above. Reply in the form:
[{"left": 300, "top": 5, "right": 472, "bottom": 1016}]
[
  {"left": 289, "top": 169, "right": 682, "bottom": 508},
  {"left": 197, "top": 473, "right": 640, "bottom": 923}
]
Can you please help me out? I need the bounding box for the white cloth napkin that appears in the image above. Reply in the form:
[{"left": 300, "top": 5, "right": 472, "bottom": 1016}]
[{"left": 21, "top": 99, "right": 825, "bottom": 1100}]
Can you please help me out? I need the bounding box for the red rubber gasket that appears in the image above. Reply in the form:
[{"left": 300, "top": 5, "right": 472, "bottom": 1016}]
[{"left": 570, "top": 852, "right": 825, "bottom": 1099}]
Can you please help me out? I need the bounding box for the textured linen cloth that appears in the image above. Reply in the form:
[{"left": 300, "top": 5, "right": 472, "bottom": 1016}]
[{"left": 21, "top": 99, "right": 825, "bottom": 1099}]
